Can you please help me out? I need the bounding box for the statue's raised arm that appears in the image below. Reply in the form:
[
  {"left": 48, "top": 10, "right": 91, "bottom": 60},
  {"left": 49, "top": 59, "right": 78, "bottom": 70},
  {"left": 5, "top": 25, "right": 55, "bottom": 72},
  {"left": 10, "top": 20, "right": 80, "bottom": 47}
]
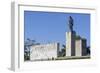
[{"left": 68, "top": 16, "right": 74, "bottom": 31}]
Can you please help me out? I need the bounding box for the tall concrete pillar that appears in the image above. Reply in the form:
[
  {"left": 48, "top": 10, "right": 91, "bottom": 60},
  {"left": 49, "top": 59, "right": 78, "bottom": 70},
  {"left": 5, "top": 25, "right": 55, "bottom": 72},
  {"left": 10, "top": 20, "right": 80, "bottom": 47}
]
[
  {"left": 66, "top": 31, "right": 76, "bottom": 56},
  {"left": 75, "top": 38, "right": 87, "bottom": 56}
]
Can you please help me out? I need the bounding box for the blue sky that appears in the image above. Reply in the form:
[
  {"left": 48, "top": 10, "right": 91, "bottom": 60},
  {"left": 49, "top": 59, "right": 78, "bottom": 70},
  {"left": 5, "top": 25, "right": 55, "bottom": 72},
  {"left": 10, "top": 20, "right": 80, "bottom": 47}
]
[{"left": 24, "top": 11, "right": 90, "bottom": 47}]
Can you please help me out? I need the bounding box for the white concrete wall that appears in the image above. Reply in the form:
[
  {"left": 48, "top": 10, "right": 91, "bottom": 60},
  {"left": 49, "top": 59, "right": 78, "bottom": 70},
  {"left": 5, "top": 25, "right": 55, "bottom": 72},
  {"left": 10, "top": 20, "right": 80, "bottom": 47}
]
[
  {"left": 66, "top": 32, "right": 71, "bottom": 56},
  {"left": 75, "top": 39, "right": 82, "bottom": 56},
  {"left": 75, "top": 39, "right": 87, "bottom": 56},
  {"left": 66, "top": 31, "right": 76, "bottom": 56},
  {"left": 30, "top": 43, "right": 59, "bottom": 61}
]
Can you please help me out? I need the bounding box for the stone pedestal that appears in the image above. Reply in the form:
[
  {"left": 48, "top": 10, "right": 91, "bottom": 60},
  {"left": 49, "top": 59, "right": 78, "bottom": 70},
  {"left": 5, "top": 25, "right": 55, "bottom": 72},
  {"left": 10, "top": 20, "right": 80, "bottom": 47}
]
[{"left": 66, "top": 31, "right": 76, "bottom": 56}]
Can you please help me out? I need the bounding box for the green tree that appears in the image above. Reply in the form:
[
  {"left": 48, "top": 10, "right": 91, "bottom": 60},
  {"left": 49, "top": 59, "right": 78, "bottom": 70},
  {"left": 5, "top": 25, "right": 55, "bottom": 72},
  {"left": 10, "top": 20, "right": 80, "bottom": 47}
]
[{"left": 24, "top": 38, "right": 40, "bottom": 61}]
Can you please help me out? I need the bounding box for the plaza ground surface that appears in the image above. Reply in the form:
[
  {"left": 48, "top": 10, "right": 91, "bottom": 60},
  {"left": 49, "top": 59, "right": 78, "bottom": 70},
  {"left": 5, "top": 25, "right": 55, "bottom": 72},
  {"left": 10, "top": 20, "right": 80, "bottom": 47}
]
[
  {"left": 55, "top": 56, "right": 90, "bottom": 60},
  {"left": 25, "top": 56, "right": 90, "bottom": 62}
]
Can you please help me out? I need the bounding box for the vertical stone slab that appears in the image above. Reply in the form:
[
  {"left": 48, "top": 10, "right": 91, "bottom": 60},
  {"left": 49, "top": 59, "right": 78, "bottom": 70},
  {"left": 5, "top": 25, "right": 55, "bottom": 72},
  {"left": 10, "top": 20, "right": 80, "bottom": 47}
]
[
  {"left": 82, "top": 39, "right": 87, "bottom": 56},
  {"left": 66, "top": 32, "right": 71, "bottom": 56},
  {"left": 75, "top": 38, "right": 87, "bottom": 56},
  {"left": 75, "top": 39, "right": 82, "bottom": 56},
  {"left": 57, "top": 43, "right": 60, "bottom": 57},
  {"left": 66, "top": 31, "right": 76, "bottom": 56}
]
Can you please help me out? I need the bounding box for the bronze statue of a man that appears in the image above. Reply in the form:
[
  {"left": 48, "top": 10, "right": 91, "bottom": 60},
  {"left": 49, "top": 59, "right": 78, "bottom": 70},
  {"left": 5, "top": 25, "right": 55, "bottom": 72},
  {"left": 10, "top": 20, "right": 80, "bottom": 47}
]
[{"left": 68, "top": 16, "right": 74, "bottom": 31}]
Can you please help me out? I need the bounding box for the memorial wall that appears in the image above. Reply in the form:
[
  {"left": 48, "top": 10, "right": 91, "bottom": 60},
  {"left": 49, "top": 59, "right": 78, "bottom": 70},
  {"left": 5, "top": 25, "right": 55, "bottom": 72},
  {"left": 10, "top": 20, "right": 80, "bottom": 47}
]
[{"left": 30, "top": 43, "right": 59, "bottom": 61}]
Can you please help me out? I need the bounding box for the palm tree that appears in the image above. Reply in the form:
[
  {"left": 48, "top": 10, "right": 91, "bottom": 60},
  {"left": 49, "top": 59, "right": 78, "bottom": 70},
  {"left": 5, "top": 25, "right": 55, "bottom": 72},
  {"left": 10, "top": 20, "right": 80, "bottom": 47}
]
[
  {"left": 62, "top": 44, "right": 66, "bottom": 49},
  {"left": 87, "top": 46, "right": 90, "bottom": 55},
  {"left": 58, "top": 44, "right": 66, "bottom": 57},
  {"left": 24, "top": 38, "right": 40, "bottom": 61}
]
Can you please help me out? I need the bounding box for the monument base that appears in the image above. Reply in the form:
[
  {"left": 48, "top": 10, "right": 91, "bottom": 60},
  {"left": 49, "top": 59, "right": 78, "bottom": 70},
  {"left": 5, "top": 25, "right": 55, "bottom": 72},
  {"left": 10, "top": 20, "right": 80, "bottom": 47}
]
[{"left": 66, "top": 31, "right": 76, "bottom": 56}]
